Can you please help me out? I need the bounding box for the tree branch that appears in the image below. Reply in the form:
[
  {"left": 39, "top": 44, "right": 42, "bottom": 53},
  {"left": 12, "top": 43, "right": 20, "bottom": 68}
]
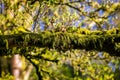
[
  {"left": 25, "top": 56, "right": 43, "bottom": 80},
  {"left": 0, "top": 29, "right": 120, "bottom": 56}
]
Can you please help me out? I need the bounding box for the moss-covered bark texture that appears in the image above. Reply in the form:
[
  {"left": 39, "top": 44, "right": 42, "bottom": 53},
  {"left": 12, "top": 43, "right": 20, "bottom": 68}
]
[{"left": 0, "top": 28, "right": 120, "bottom": 56}]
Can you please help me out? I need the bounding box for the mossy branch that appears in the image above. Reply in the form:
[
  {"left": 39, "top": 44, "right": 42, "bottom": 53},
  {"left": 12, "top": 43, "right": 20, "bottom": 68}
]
[{"left": 0, "top": 29, "right": 120, "bottom": 56}]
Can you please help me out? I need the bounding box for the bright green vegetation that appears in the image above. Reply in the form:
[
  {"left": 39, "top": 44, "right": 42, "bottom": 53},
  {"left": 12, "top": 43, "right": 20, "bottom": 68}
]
[{"left": 1, "top": 0, "right": 120, "bottom": 80}]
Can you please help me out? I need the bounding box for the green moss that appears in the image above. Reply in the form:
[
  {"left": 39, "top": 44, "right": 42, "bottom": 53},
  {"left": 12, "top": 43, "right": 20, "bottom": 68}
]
[
  {"left": 0, "top": 28, "right": 120, "bottom": 56},
  {"left": 4, "top": 39, "right": 8, "bottom": 49}
]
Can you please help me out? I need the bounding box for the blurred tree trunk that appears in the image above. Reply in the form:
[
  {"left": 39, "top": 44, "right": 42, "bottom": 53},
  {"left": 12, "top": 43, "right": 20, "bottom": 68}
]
[
  {"left": 11, "top": 54, "right": 22, "bottom": 80},
  {"left": 11, "top": 54, "right": 33, "bottom": 80},
  {"left": 0, "top": 56, "right": 11, "bottom": 76},
  {"left": 23, "top": 64, "right": 33, "bottom": 80}
]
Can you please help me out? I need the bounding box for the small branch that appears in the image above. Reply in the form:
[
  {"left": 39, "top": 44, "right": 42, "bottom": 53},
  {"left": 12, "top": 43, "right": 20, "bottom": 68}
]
[
  {"left": 25, "top": 54, "right": 59, "bottom": 63},
  {"left": 25, "top": 56, "right": 43, "bottom": 80},
  {"left": 33, "top": 4, "right": 41, "bottom": 32},
  {"left": 55, "top": 1, "right": 84, "bottom": 5},
  {"left": 41, "top": 69, "right": 50, "bottom": 75}
]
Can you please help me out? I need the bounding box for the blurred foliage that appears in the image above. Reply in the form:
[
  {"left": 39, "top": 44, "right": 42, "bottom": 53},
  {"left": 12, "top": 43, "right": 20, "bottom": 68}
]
[
  {"left": 0, "top": 71, "right": 14, "bottom": 80},
  {"left": 0, "top": 0, "right": 120, "bottom": 80}
]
